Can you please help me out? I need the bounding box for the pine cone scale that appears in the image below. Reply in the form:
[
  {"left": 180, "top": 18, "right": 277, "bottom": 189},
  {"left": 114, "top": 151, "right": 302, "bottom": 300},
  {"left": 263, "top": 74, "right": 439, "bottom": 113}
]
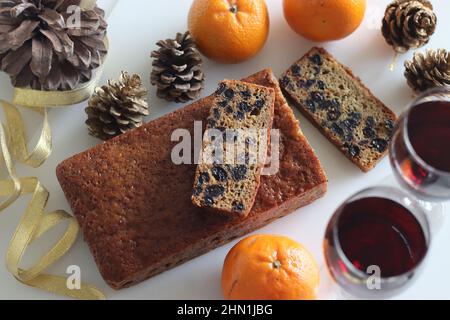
[
  {"left": 190, "top": 82, "right": 203, "bottom": 91},
  {"left": 10, "top": 2, "right": 36, "bottom": 17},
  {"left": 99, "top": 113, "right": 114, "bottom": 124},
  {"left": 177, "top": 70, "right": 194, "bottom": 81},
  {"left": 160, "top": 73, "right": 176, "bottom": 83},
  {"left": 172, "top": 64, "right": 187, "bottom": 73},
  {"left": 174, "top": 83, "right": 191, "bottom": 91},
  {"left": 2, "top": 41, "right": 31, "bottom": 76},
  {"left": 39, "top": 8, "right": 66, "bottom": 30},
  {"left": 7, "top": 20, "right": 39, "bottom": 49},
  {"left": 30, "top": 37, "right": 52, "bottom": 79}
]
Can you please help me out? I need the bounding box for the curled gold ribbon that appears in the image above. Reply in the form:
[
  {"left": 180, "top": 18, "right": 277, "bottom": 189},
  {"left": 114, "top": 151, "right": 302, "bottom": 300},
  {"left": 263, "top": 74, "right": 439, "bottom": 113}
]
[
  {"left": 0, "top": 71, "right": 106, "bottom": 300},
  {"left": 0, "top": 0, "right": 107, "bottom": 300},
  {"left": 0, "top": 178, "right": 104, "bottom": 300}
]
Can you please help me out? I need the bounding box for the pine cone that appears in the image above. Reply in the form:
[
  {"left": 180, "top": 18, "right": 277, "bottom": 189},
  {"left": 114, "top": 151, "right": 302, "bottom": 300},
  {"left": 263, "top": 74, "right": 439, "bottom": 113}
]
[
  {"left": 151, "top": 31, "right": 205, "bottom": 103},
  {"left": 0, "top": 0, "right": 107, "bottom": 91},
  {"left": 382, "top": 0, "right": 437, "bottom": 53},
  {"left": 405, "top": 49, "right": 450, "bottom": 93},
  {"left": 85, "top": 72, "right": 149, "bottom": 140}
]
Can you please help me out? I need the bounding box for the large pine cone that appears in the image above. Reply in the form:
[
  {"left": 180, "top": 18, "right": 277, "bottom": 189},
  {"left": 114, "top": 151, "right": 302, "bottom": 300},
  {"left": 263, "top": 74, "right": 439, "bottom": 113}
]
[
  {"left": 85, "top": 72, "right": 149, "bottom": 141},
  {"left": 382, "top": 0, "right": 437, "bottom": 53},
  {"left": 151, "top": 31, "right": 205, "bottom": 103},
  {"left": 0, "top": 0, "right": 107, "bottom": 91},
  {"left": 405, "top": 49, "right": 450, "bottom": 93}
]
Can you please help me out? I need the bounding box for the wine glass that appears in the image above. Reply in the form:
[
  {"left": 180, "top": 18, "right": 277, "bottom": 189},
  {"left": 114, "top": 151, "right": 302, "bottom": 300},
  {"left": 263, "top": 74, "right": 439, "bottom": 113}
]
[
  {"left": 323, "top": 187, "right": 430, "bottom": 299},
  {"left": 323, "top": 87, "right": 450, "bottom": 299},
  {"left": 390, "top": 87, "right": 450, "bottom": 200}
]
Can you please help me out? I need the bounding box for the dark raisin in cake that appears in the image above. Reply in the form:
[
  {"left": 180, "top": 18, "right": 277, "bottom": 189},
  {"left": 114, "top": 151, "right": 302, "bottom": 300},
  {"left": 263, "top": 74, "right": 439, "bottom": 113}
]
[
  {"left": 192, "top": 80, "right": 275, "bottom": 218},
  {"left": 280, "top": 47, "right": 397, "bottom": 172}
]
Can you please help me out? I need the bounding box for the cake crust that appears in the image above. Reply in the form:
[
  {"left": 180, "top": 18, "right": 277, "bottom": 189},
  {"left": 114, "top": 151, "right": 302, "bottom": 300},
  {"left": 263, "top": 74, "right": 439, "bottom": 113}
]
[{"left": 56, "top": 69, "right": 327, "bottom": 289}]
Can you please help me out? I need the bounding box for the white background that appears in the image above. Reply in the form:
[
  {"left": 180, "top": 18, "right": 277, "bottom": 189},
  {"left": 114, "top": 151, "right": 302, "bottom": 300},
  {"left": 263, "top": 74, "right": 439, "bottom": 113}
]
[{"left": 0, "top": 0, "right": 449, "bottom": 300}]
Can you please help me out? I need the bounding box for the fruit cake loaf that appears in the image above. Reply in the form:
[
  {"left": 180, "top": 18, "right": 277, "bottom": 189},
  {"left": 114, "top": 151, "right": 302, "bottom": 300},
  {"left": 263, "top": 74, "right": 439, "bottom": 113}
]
[
  {"left": 56, "top": 69, "right": 327, "bottom": 290},
  {"left": 280, "top": 47, "right": 397, "bottom": 172},
  {"left": 192, "top": 80, "right": 275, "bottom": 218}
]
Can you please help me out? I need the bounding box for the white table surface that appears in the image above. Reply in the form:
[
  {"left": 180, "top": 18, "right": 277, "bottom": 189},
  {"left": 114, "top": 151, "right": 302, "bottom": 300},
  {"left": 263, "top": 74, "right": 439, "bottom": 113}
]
[{"left": 0, "top": 0, "right": 449, "bottom": 300}]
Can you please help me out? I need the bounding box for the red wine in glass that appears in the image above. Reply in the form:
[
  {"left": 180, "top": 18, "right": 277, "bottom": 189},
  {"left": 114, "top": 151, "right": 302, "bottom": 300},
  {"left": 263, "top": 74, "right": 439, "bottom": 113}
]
[
  {"left": 390, "top": 97, "right": 450, "bottom": 200},
  {"left": 324, "top": 188, "right": 430, "bottom": 299}
]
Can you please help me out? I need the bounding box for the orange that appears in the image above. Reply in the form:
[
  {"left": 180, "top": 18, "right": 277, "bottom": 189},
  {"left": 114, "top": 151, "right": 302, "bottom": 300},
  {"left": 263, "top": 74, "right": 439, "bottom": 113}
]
[
  {"left": 283, "top": 0, "right": 366, "bottom": 42},
  {"left": 188, "top": 0, "right": 269, "bottom": 64},
  {"left": 222, "top": 235, "right": 320, "bottom": 300}
]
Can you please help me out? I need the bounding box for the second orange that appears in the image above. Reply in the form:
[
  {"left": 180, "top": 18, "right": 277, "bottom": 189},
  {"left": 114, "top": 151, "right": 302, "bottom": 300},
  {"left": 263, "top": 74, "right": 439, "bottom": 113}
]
[{"left": 188, "top": 0, "right": 270, "bottom": 64}]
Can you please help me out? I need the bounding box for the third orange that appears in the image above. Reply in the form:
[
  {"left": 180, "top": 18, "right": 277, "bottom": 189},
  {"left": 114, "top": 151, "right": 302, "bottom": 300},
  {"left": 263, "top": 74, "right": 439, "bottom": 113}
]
[{"left": 283, "top": 0, "right": 367, "bottom": 42}]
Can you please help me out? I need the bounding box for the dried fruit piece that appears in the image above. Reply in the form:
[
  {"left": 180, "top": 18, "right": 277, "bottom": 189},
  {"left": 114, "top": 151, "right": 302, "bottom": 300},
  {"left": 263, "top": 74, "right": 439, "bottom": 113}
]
[
  {"left": 331, "top": 123, "right": 345, "bottom": 137},
  {"left": 385, "top": 120, "right": 395, "bottom": 132},
  {"left": 205, "top": 185, "right": 226, "bottom": 198},
  {"left": 344, "top": 143, "right": 361, "bottom": 158},
  {"left": 216, "top": 83, "right": 227, "bottom": 95},
  {"left": 363, "top": 127, "right": 376, "bottom": 139},
  {"left": 291, "top": 65, "right": 302, "bottom": 76},
  {"left": 327, "top": 109, "right": 341, "bottom": 121},
  {"left": 204, "top": 197, "right": 215, "bottom": 206},
  {"left": 366, "top": 116, "right": 375, "bottom": 128},
  {"left": 232, "top": 165, "right": 248, "bottom": 181},
  {"left": 310, "top": 91, "right": 325, "bottom": 103},
  {"left": 241, "top": 90, "right": 252, "bottom": 100},
  {"left": 305, "top": 99, "right": 317, "bottom": 113},
  {"left": 212, "top": 166, "right": 228, "bottom": 182},
  {"left": 208, "top": 119, "right": 217, "bottom": 128},
  {"left": 198, "top": 172, "right": 210, "bottom": 185},
  {"left": 219, "top": 100, "right": 229, "bottom": 108},
  {"left": 232, "top": 201, "right": 245, "bottom": 212},
  {"left": 193, "top": 187, "right": 202, "bottom": 196},
  {"left": 299, "top": 79, "right": 316, "bottom": 89},
  {"left": 371, "top": 138, "right": 389, "bottom": 153},
  {"left": 224, "top": 88, "right": 235, "bottom": 99},
  {"left": 238, "top": 102, "right": 252, "bottom": 113},
  {"left": 235, "top": 111, "right": 246, "bottom": 120},
  {"left": 317, "top": 81, "right": 326, "bottom": 90},
  {"left": 310, "top": 54, "right": 323, "bottom": 65},
  {"left": 280, "top": 76, "right": 291, "bottom": 89}
]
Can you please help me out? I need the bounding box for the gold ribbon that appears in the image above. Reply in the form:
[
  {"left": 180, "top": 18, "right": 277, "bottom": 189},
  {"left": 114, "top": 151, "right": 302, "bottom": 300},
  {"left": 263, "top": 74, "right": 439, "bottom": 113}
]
[
  {"left": 13, "top": 67, "right": 103, "bottom": 108},
  {"left": 0, "top": 0, "right": 107, "bottom": 299},
  {"left": 0, "top": 73, "right": 106, "bottom": 300}
]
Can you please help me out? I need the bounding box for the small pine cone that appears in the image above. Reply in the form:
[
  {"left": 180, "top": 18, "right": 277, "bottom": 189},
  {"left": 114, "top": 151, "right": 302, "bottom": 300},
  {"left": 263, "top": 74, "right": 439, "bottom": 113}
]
[
  {"left": 85, "top": 71, "right": 149, "bottom": 140},
  {"left": 405, "top": 49, "right": 450, "bottom": 93},
  {"left": 382, "top": 0, "right": 437, "bottom": 53},
  {"left": 151, "top": 31, "right": 205, "bottom": 103}
]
